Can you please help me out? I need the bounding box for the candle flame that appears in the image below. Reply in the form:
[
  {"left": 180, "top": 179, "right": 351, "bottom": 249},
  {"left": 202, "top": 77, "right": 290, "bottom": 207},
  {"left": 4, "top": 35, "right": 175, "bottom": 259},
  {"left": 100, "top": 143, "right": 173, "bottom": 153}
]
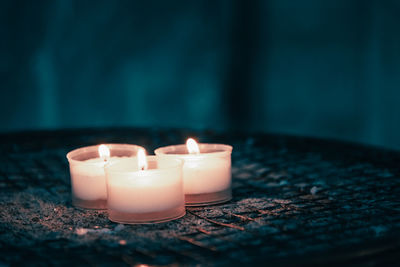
[
  {"left": 98, "top": 144, "right": 110, "bottom": 161},
  {"left": 137, "top": 148, "right": 148, "bottom": 171},
  {"left": 186, "top": 138, "right": 200, "bottom": 154}
]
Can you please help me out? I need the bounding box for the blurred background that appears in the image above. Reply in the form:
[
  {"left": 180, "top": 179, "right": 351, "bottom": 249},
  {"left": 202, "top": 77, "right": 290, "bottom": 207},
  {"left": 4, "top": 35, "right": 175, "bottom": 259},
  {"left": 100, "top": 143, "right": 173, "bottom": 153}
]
[{"left": 1, "top": 0, "right": 399, "bottom": 149}]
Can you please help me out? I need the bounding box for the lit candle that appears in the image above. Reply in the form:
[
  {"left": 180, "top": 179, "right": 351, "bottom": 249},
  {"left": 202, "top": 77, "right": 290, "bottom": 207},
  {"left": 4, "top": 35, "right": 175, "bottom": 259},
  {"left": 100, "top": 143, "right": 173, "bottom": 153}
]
[
  {"left": 66, "top": 144, "right": 143, "bottom": 209},
  {"left": 105, "top": 148, "right": 185, "bottom": 224},
  {"left": 155, "top": 139, "right": 233, "bottom": 206}
]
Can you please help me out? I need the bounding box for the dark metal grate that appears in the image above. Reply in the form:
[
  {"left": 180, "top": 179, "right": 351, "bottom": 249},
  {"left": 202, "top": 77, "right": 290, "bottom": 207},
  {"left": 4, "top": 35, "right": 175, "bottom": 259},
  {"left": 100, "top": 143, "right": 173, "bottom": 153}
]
[{"left": 0, "top": 128, "right": 399, "bottom": 265}]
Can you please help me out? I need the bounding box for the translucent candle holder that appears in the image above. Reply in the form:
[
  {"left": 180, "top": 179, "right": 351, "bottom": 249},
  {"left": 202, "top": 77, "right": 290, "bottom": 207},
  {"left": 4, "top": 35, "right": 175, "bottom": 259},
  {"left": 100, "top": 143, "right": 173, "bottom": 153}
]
[
  {"left": 66, "top": 144, "right": 143, "bottom": 209},
  {"left": 155, "top": 144, "right": 233, "bottom": 206},
  {"left": 105, "top": 156, "right": 185, "bottom": 224}
]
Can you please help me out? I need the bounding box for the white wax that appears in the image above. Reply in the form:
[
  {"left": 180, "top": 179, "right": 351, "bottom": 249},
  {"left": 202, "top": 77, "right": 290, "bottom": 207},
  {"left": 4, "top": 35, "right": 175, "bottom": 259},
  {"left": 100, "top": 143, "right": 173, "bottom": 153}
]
[
  {"left": 154, "top": 144, "right": 232, "bottom": 195},
  {"left": 106, "top": 158, "right": 184, "bottom": 213},
  {"left": 183, "top": 157, "right": 231, "bottom": 194},
  {"left": 70, "top": 157, "right": 123, "bottom": 201}
]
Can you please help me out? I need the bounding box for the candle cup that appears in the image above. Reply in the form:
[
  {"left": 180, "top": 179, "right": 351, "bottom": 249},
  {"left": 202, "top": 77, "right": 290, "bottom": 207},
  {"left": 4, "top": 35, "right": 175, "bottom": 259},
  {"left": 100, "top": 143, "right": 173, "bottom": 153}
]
[
  {"left": 66, "top": 144, "right": 143, "bottom": 209},
  {"left": 105, "top": 156, "right": 185, "bottom": 224},
  {"left": 154, "top": 144, "right": 233, "bottom": 206}
]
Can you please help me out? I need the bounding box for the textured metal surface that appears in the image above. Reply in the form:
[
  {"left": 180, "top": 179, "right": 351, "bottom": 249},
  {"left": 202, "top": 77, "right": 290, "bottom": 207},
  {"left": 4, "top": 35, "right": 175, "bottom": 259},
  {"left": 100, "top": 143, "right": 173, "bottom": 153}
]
[{"left": 0, "top": 128, "right": 399, "bottom": 266}]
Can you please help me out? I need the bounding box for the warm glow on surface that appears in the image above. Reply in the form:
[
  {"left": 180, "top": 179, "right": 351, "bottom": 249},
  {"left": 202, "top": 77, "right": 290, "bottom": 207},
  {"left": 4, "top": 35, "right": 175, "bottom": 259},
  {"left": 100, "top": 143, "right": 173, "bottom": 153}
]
[
  {"left": 98, "top": 144, "right": 110, "bottom": 161},
  {"left": 186, "top": 138, "right": 200, "bottom": 154},
  {"left": 137, "top": 148, "right": 148, "bottom": 170}
]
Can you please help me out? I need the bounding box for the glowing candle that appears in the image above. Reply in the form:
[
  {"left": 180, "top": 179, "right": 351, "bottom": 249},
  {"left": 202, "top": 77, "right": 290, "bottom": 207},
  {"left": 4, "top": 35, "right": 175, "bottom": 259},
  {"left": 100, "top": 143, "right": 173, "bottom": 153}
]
[
  {"left": 155, "top": 139, "right": 233, "bottom": 206},
  {"left": 66, "top": 144, "right": 143, "bottom": 209},
  {"left": 105, "top": 148, "right": 185, "bottom": 224}
]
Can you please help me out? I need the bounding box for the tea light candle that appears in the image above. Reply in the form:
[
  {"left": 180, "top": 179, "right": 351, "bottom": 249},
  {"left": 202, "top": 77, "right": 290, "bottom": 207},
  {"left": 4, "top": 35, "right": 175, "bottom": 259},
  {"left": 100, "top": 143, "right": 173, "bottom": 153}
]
[
  {"left": 105, "top": 149, "right": 185, "bottom": 224},
  {"left": 66, "top": 144, "right": 143, "bottom": 209},
  {"left": 155, "top": 139, "right": 233, "bottom": 206}
]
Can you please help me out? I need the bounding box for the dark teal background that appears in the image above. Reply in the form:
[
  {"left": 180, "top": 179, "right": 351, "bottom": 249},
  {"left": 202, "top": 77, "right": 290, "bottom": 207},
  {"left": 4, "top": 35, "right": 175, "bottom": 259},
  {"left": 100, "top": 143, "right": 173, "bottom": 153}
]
[{"left": 1, "top": 0, "right": 400, "bottom": 149}]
